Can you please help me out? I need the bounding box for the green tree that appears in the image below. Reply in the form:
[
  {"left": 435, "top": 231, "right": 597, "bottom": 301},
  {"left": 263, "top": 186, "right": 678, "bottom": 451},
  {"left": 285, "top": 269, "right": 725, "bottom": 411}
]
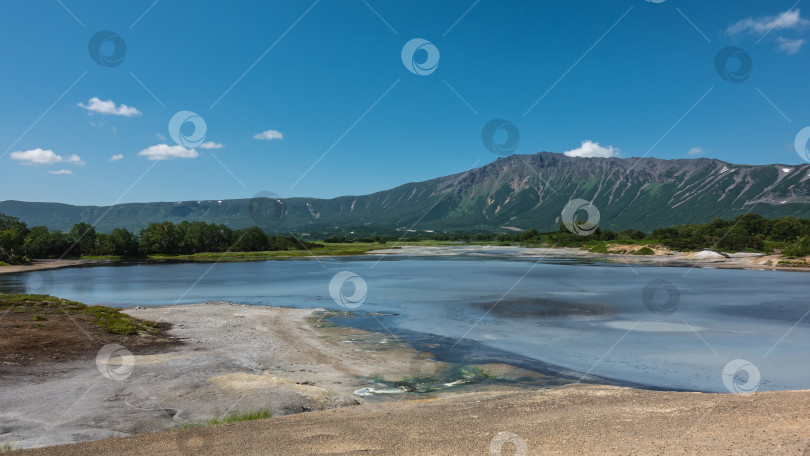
[
  {"left": 109, "top": 228, "right": 140, "bottom": 257},
  {"left": 68, "top": 222, "right": 96, "bottom": 256},
  {"left": 139, "top": 222, "right": 181, "bottom": 254},
  {"left": 0, "top": 214, "right": 29, "bottom": 263},
  {"left": 234, "top": 227, "right": 270, "bottom": 251}
]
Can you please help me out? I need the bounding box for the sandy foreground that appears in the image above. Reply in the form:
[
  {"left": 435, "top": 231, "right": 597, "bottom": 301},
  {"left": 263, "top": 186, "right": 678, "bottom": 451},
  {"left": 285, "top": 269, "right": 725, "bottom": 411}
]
[
  {"left": 11, "top": 385, "right": 810, "bottom": 455},
  {"left": 0, "top": 302, "right": 808, "bottom": 455}
]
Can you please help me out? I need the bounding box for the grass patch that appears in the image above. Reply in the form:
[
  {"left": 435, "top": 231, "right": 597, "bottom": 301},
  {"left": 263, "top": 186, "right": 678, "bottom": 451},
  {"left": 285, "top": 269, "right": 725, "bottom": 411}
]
[
  {"left": 179, "top": 410, "right": 272, "bottom": 428},
  {"left": 0, "top": 261, "right": 9, "bottom": 267},
  {"left": 633, "top": 246, "right": 655, "bottom": 256},
  {"left": 0, "top": 443, "right": 14, "bottom": 452},
  {"left": 0, "top": 294, "right": 160, "bottom": 336}
]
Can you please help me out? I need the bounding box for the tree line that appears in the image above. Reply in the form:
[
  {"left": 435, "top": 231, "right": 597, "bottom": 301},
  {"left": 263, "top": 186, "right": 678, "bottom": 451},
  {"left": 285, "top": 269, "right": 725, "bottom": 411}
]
[
  {"left": 0, "top": 214, "right": 319, "bottom": 264},
  {"left": 3, "top": 212, "right": 810, "bottom": 265}
]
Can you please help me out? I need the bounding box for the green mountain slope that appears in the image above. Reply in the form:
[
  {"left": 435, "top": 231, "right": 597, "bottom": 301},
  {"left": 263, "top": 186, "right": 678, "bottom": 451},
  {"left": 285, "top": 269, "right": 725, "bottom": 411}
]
[{"left": 4, "top": 152, "right": 810, "bottom": 233}]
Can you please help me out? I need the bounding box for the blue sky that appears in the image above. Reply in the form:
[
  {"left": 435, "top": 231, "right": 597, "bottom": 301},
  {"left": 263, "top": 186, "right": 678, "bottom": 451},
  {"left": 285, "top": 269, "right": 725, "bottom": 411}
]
[{"left": 1, "top": 0, "right": 809, "bottom": 205}]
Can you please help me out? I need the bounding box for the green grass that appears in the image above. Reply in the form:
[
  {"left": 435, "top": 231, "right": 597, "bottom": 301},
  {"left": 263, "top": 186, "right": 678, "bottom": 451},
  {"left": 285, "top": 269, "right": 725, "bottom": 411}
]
[
  {"left": 0, "top": 294, "right": 161, "bottom": 336},
  {"left": 0, "top": 443, "right": 14, "bottom": 452},
  {"left": 0, "top": 261, "right": 9, "bottom": 267},
  {"left": 179, "top": 410, "right": 272, "bottom": 428},
  {"left": 633, "top": 246, "right": 655, "bottom": 255}
]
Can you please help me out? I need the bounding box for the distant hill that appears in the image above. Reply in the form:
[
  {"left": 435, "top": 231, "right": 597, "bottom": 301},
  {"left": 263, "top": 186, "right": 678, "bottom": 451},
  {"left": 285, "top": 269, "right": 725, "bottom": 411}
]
[{"left": 3, "top": 152, "right": 810, "bottom": 233}]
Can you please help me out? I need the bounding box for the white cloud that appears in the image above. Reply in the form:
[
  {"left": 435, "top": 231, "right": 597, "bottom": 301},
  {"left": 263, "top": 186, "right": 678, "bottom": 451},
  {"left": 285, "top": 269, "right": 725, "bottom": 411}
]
[
  {"left": 65, "top": 154, "right": 85, "bottom": 165},
  {"left": 199, "top": 141, "right": 224, "bottom": 149},
  {"left": 253, "top": 129, "right": 283, "bottom": 140},
  {"left": 10, "top": 148, "right": 85, "bottom": 166},
  {"left": 48, "top": 169, "right": 74, "bottom": 175},
  {"left": 156, "top": 132, "right": 168, "bottom": 141},
  {"left": 776, "top": 36, "right": 805, "bottom": 54},
  {"left": 726, "top": 9, "right": 809, "bottom": 36},
  {"left": 109, "top": 154, "right": 124, "bottom": 162},
  {"left": 563, "top": 140, "right": 620, "bottom": 158},
  {"left": 688, "top": 147, "right": 705, "bottom": 156},
  {"left": 78, "top": 97, "right": 142, "bottom": 117},
  {"left": 137, "top": 144, "right": 199, "bottom": 161}
]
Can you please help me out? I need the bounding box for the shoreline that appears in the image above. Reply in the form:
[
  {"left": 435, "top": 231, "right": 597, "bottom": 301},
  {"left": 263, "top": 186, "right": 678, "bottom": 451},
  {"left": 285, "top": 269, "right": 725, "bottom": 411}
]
[
  {"left": 3, "top": 244, "right": 810, "bottom": 278},
  {"left": 366, "top": 244, "right": 810, "bottom": 273},
  {"left": 0, "top": 301, "right": 540, "bottom": 450},
  {"left": 3, "top": 301, "right": 810, "bottom": 454}
]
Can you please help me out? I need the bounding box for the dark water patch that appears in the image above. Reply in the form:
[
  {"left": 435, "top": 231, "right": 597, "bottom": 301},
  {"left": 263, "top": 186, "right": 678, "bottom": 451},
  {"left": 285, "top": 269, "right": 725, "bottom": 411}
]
[
  {"left": 472, "top": 297, "right": 614, "bottom": 318},
  {"left": 715, "top": 300, "right": 810, "bottom": 325}
]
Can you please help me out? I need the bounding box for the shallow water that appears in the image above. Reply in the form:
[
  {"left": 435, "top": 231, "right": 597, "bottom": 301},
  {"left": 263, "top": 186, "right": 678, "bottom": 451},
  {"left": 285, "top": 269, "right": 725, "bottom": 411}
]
[{"left": 2, "top": 254, "right": 808, "bottom": 392}]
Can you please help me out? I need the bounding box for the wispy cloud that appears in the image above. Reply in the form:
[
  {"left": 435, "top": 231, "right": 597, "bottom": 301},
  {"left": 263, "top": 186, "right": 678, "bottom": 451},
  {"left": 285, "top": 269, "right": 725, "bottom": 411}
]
[
  {"left": 10, "top": 148, "right": 85, "bottom": 165},
  {"left": 199, "top": 141, "right": 224, "bottom": 149},
  {"left": 776, "top": 36, "right": 805, "bottom": 54},
  {"left": 78, "top": 97, "right": 142, "bottom": 117},
  {"left": 727, "top": 9, "right": 808, "bottom": 54},
  {"left": 48, "top": 169, "right": 74, "bottom": 175},
  {"left": 726, "top": 9, "right": 809, "bottom": 36},
  {"left": 253, "top": 129, "right": 283, "bottom": 140},
  {"left": 688, "top": 147, "right": 705, "bottom": 156},
  {"left": 109, "top": 154, "right": 124, "bottom": 162},
  {"left": 564, "top": 140, "right": 620, "bottom": 158},
  {"left": 137, "top": 144, "right": 198, "bottom": 161}
]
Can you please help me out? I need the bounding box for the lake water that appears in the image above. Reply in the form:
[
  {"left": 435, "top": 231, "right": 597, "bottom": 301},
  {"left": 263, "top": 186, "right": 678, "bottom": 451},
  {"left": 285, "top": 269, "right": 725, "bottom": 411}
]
[{"left": 2, "top": 254, "right": 808, "bottom": 393}]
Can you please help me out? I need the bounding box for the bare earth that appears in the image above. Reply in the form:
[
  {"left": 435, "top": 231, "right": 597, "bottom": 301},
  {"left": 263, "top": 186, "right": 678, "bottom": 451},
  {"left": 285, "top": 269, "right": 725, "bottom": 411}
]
[
  {"left": 15, "top": 385, "right": 810, "bottom": 455},
  {"left": 1, "top": 302, "right": 809, "bottom": 455},
  {"left": 0, "top": 303, "right": 446, "bottom": 449},
  {"left": 0, "top": 260, "right": 98, "bottom": 276}
]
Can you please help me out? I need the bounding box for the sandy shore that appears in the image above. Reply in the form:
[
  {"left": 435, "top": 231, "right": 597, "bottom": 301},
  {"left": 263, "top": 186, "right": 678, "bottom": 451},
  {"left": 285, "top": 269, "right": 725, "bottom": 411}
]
[
  {"left": 0, "top": 259, "right": 98, "bottom": 276},
  {"left": 3, "top": 302, "right": 810, "bottom": 454},
  {"left": 15, "top": 384, "right": 810, "bottom": 455},
  {"left": 0, "top": 302, "right": 444, "bottom": 450},
  {"left": 369, "top": 245, "right": 810, "bottom": 272}
]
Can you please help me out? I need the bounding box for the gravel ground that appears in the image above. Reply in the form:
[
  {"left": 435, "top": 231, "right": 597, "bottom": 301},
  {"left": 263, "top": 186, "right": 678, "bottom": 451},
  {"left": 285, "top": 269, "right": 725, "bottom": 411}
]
[{"left": 14, "top": 384, "right": 810, "bottom": 455}]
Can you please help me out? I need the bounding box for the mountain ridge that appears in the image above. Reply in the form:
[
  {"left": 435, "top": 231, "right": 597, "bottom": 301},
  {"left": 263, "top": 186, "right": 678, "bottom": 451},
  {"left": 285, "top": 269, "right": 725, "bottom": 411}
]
[{"left": 3, "top": 152, "right": 810, "bottom": 233}]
